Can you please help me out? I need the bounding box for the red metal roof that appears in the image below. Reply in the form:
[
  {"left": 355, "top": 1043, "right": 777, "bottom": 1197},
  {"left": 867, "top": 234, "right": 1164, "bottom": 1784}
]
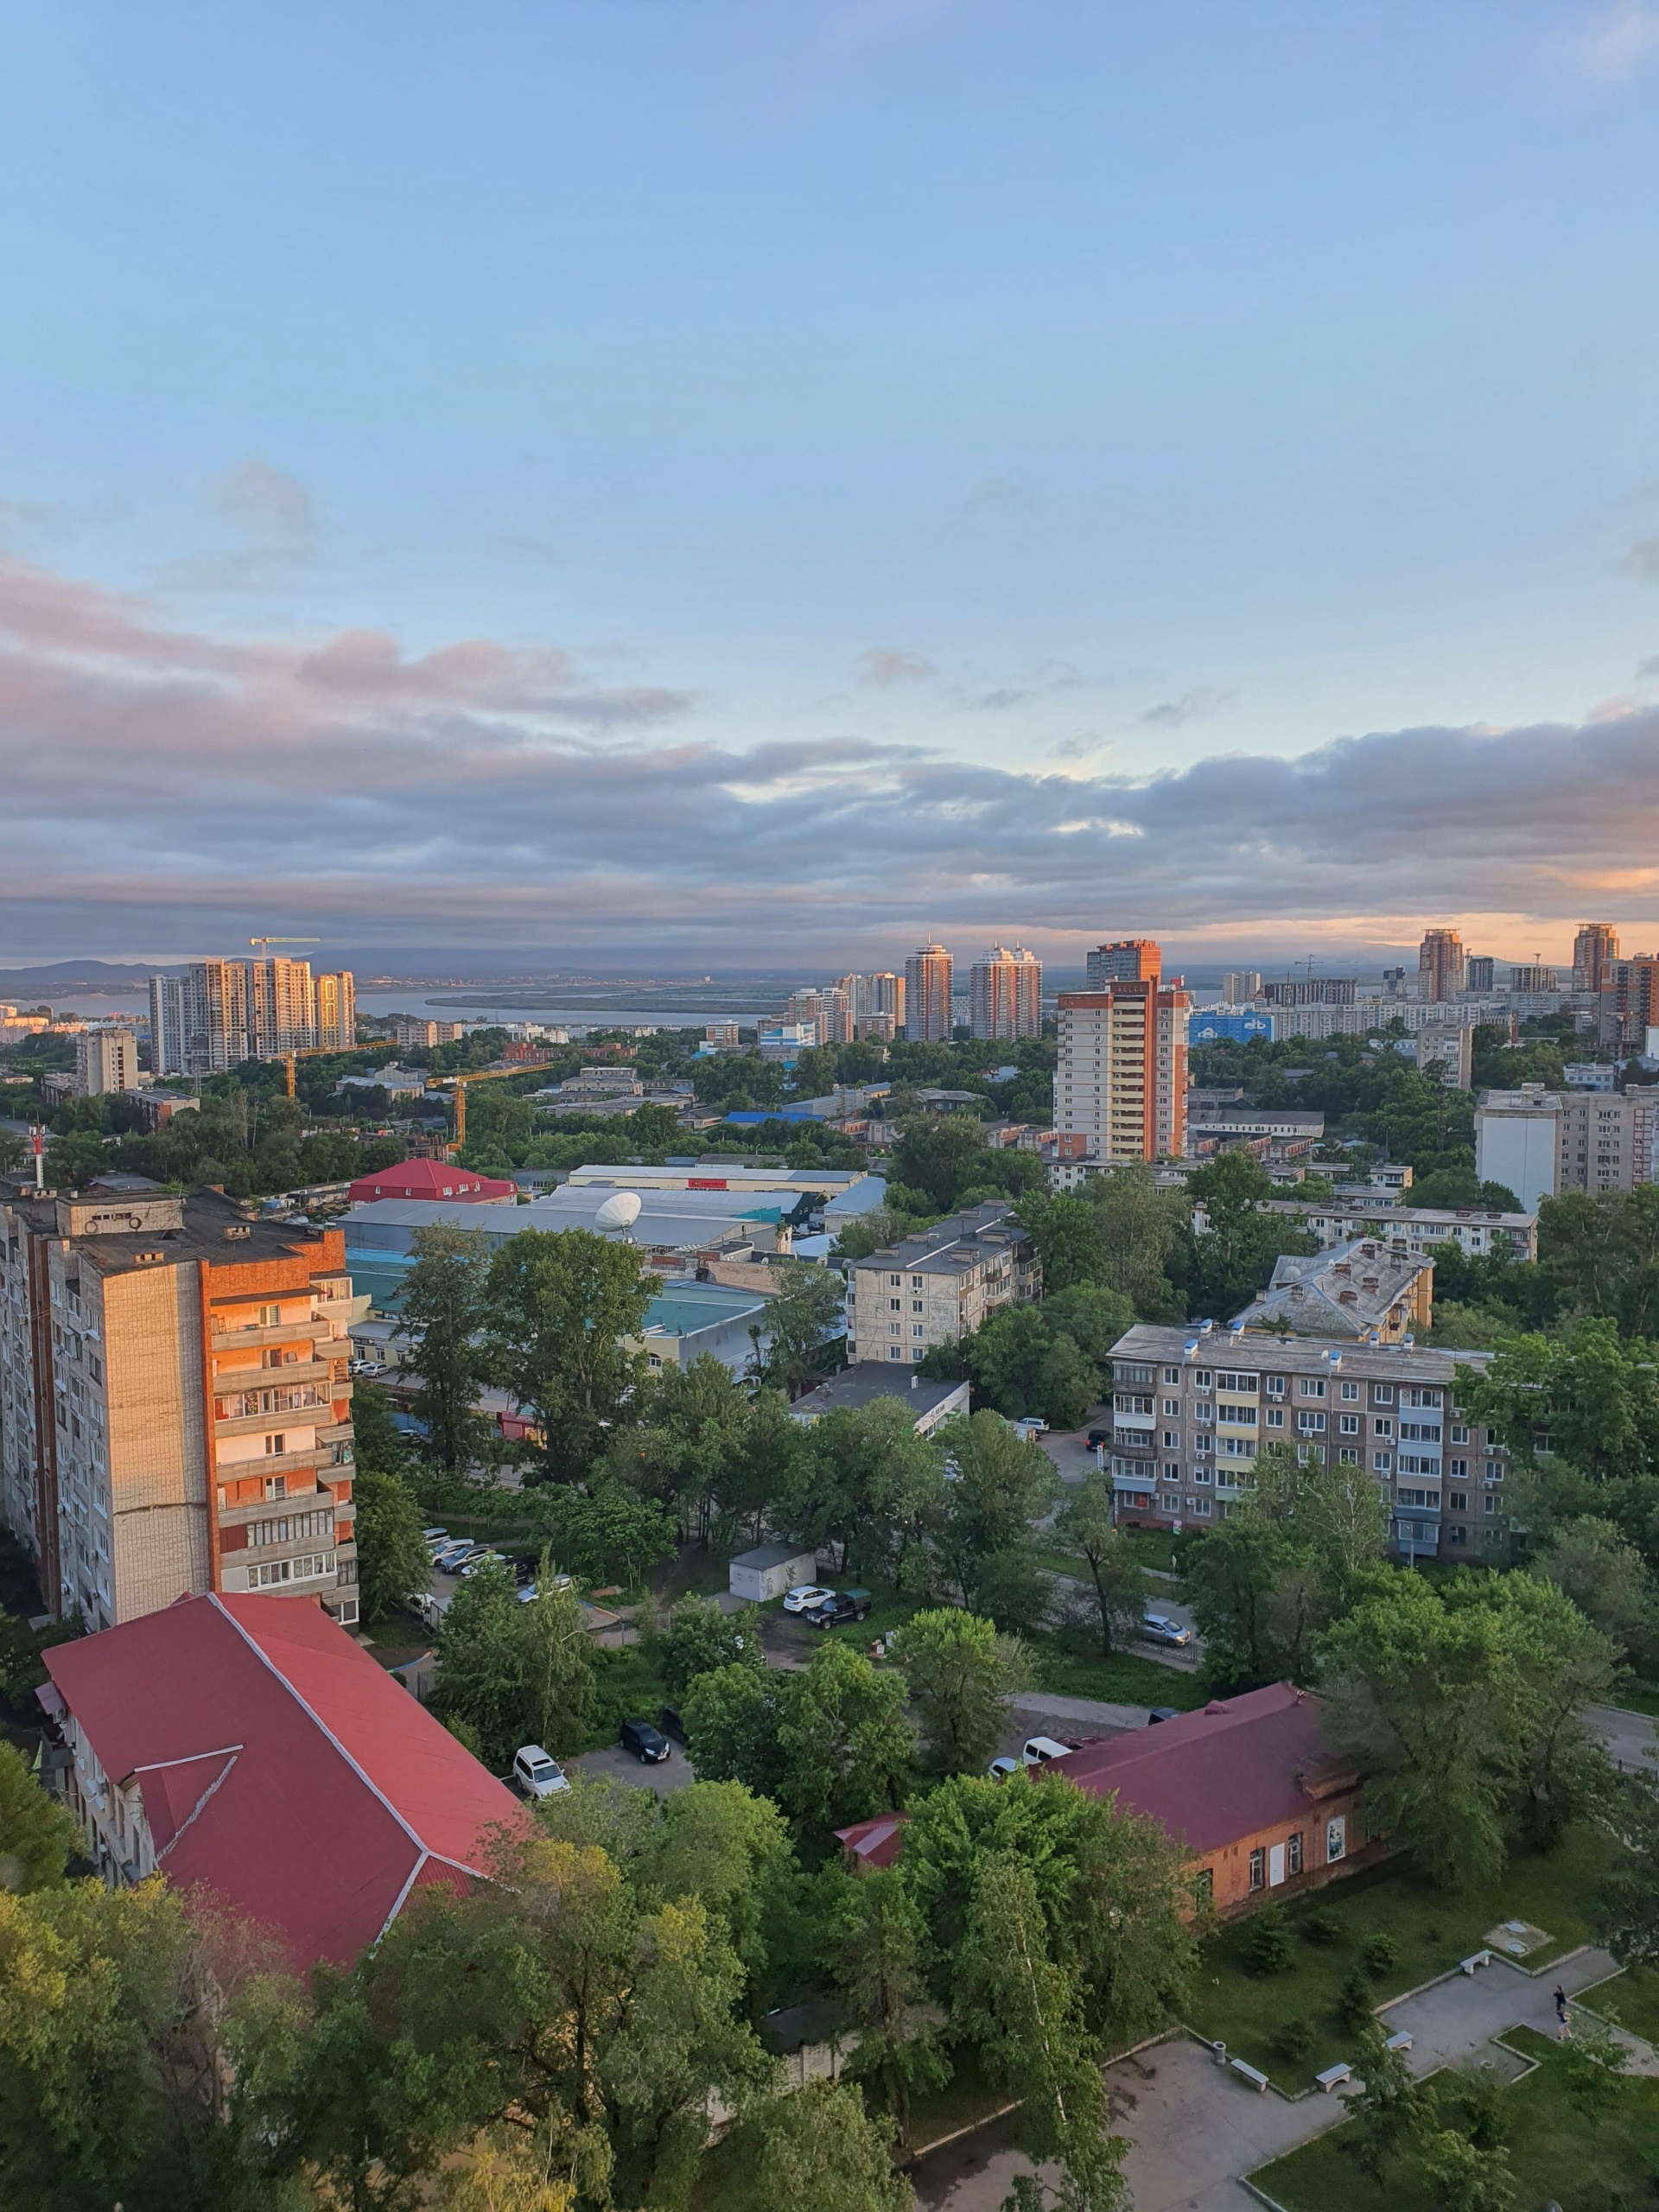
[
  {"left": 346, "top": 1160, "right": 518, "bottom": 1205},
  {"left": 833, "top": 1812, "right": 908, "bottom": 1869},
  {"left": 1046, "top": 1682, "right": 1353, "bottom": 1853},
  {"left": 45, "top": 1594, "right": 524, "bottom": 1972}
]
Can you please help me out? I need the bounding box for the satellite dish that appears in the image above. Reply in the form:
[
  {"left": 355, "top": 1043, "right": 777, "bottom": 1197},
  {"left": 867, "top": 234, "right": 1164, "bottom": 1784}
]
[{"left": 594, "top": 1191, "right": 643, "bottom": 1234}]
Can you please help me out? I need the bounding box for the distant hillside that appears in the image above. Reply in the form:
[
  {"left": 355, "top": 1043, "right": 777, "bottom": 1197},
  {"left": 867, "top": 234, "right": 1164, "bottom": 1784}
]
[{"left": 0, "top": 960, "right": 184, "bottom": 995}]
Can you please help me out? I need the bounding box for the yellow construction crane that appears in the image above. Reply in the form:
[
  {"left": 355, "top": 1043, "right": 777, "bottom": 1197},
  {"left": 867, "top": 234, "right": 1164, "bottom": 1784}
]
[
  {"left": 280, "top": 1041, "right": 382, "bottom": 1098},
  {"left": 249, "top": 936, "right": 321, "bottom": 951},
  {"left": 429, "top": 1065, "right": 544, "bottom": 1147}
]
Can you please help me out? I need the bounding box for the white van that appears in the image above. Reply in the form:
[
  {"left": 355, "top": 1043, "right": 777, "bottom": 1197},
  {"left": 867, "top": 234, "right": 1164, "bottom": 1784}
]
[
  {"left": 1021, "top": 1736, "right": 1073, "bottom": 1766},
  {"left": 512, "top": 1745, "right": 571, "bottom": 1798}
]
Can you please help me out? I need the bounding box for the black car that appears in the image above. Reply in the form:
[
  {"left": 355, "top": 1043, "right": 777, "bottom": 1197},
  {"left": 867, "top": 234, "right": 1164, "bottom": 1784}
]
[
  {"left": 658, "top": 1704, "right": 688, "bottom": 1745},
  {"left": 620, "top": 1718, "right": 671, "bottom": 1763},
  {"left": 1086, "top": 1427, "right": 1111, "bottom": 1447},
  {"left": 808, "top": 1589, "right": 873, "bottom": 1629},
  {"left": 1147, "top": 1707, "right": 1179, "bottom": 1726}
]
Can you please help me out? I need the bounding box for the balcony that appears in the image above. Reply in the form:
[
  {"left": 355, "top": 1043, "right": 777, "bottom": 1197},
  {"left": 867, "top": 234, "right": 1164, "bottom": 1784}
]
[{"left": 208, "top": 1318, "right": 334, "bottom": 1351}]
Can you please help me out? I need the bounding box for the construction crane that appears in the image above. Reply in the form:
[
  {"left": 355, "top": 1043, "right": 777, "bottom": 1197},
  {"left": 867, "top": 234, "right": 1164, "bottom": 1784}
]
[
  {"left": 249, "top": 936, "right": 321, "bottom": 951},
  {"left": 279, "top": 1041, "right": 382, "bottom": 1098},
  {"left": 429, "top": 1065, "right": 545, "bottom": 1147}
]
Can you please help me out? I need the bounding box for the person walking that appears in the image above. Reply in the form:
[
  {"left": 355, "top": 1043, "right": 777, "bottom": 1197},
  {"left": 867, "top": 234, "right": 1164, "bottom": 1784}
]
[{"left": 1554, "top": 1985, "right": 1570, "bottom": 2040}]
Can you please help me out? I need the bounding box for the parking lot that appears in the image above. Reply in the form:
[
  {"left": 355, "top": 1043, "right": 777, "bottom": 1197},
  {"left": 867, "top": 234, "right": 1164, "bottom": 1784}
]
[{"left": 568, "top": 1740, "right": 695, "bottom": 1796}]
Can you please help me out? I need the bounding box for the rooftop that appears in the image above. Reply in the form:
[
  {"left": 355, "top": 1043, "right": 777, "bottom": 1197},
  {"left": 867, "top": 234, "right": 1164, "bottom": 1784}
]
[
  {"left": 3, "top": 1185, "right": 346, "bottom": 1280},
  {"left": 791, "top": 1361, "right": 969, "bottom": 1425},
  {"left": 43, "top": 1593, "right": 522, "bottom": 1971},
  {"left": 855, "top": 1201, "right": 1027, "bottom": 1276},
  {"left": 1230, "top": 1236, "right": 1431, "bottom": 1338},
  {"left": 1109, "top": 1319, "right": 1493, "bottom": 1385}
]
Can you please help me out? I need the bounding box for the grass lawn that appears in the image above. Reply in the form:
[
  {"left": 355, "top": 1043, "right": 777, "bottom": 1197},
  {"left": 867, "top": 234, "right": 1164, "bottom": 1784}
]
[
  {"left": 1033, "top": 1643, "right": 1210, "bottom": 1712},
  {"left": 1185, "top": 1826, "right": 1618, "bottom": 2092},
  {"left": 579, "top": 1643, "right": 671, "bottom": 1750},
  {"left": 1252, "top": 2023, "right": 1659, "bottom": 2211},
  {"left": 1580, "top": 1965, "right": 1659, "bottom": 2044},
  {"left": 1613, "top": 1681, "right": 1659, "bottom": 1719},
  {"left": 1118, "top": 1527, "right": 1184, "bottom": 1576}
]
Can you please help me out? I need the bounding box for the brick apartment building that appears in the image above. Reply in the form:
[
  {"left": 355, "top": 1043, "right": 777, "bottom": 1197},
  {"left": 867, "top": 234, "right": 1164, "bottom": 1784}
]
[
  {"left": 844, "top": 1202, "right": 1040, "bottom": 1364},
  {"left": 0, "top": 1186, "right": 361, "bottom": 1630},
  {"left": 1106, "top": 1321, "right": 1509, "bottom": 1560}
]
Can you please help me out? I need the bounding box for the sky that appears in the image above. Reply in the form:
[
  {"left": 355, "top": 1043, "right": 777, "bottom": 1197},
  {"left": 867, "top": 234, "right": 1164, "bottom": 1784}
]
[{"left": 3, "top": 0, "right": 1659, "bottom": 976}]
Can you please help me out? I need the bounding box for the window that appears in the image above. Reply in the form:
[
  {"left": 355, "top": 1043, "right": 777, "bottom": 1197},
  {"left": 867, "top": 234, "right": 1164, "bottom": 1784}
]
[
  {"left": 1193, "top": 1433, "right": 1211, "bottom": 1454},
  {"left": 1162, "top": 1465, "right": 1180, "bottom": 1484},
  {"left": 1218, "top": 1402, "right": 1257, "bottom": 1425},
  {"left": 259, "top": 1304, "right": 281, "bottom": 1326},
  {"left": 1192, "top": 1463, "right": 1212, "bottom": 1484},
  {"left": 1373, "top": 1452, "right": 1393, "bottom": 1473},
  {"left": 1190, "top": 1496, "right": 1211, "bottom": 1516},
  {"left": 1287, "top": 1832, "right": 1304, "bottom": 1876},
  {"left": 263, "top": 1475, "right": 288, "bottom": 1500},
  {"left": 1338, "top": 1414, "right": 1360, "bottom": 1435},
  {"left": 912, "top": 1324, "right": 925, "bottom": 1338},
  {"left": 1398, "top": 1488, "right": 1440, "bottom": 1508},
  {"left": 1162, "top": 1397, "right": 1180, "bottom": 1416},
  {"left": 1163, "top": 1431, "right": 1179, "bottom": 1450},
  {"left": 1374, "top": 1417, "right": 1393, "bottom": 1438},
  {"left": 1299, "top": 1378, "right": 1326, "bottom": 1398},
  {"left": 889, "top": 1298, "right": 901, "bottom": 1311},
  {"left": 1116, "top": 1395, "right": 1154, "bottom": 1414},
  {"left": 1402, "top": 1387, "right": 1441, "bottom": 1408},
  {"left": 1249, "top": 1847, "right": 1265, "bottom": 1891},
  {"left": 1163, "top": 1366, "right": 1181, "bottom": 1384},
  {"left": 1339, "top": 1381, "right": 1359, "bottom": 1402},
  {"left": 1371, "top": 1384, "right": 1395, "bottom": 1405},
  {"left": 1264, "top": 1376, "right": 1287, "bottom": 1400},
  {"left": 1193, "top": 1370, "right": 1211, "bottom": 1390},
  {"left": 1485, "top": 1460, "right": 1504, "bottom": 1482},
  {"left": 1265, "top": 1408, "right": 1285, "bottom": 1428},
  {"left": 1449, "top": 1491, "right": 1468, "bottom": 1512},
  {"left": 1214, "top": 1370, "right": 1258, "bottom": 1393},
  {"left": 1400, "top": 1421, "right": 1441, "bottom": 1442},
  {"left": 1117, "top": 1363, "right": 1154, "bottom": 1385},
  {"left": 1448, "top": 1524, "right": 1469, "bottom": 1545},
  {"left": 1325, "top": 1816, "right": 1346, "bottom": 1863},
  {"left": 910, "top": 1274, "right": 923, "bottom": 1290},
  {"left": 1448, "top": 1457, "right": 1469, "bottom": 1478},
  {"left": 1193, "top": 1866, "right": 1214, "bottom": 1904},
  {"left": 888, "top": 1274, "right": 901, "bottom": 1287},
  {"left": 1450, "top": 1424, "right": 1470, "bottom": 1445},
  {"left": 1484, "top": 1494, "right": 1497, "bottom": 1514},
  {"left": 1338, "top": 1446, "right": 1360, "bottom": 1465},
  {"left": 1297, "top": 1411, "right": 1326, "bottom": 1433}
]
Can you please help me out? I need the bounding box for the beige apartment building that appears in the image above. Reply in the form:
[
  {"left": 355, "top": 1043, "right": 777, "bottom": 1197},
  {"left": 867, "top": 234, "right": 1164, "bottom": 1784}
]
[
  {"left": 1477, "top": 1084, "right": 1659, "bottom": 1211},
  {"left": 0, "top": 1187, "right": 362, "bottom": 1631},
  {"left": 844, "top": 1202, "right": 1039, "bottom": 1365},
  {"left": 74, "top": 1027, "right": 139, "bottom": 1097},
  {"left": 968, "top": 944, "right": 1043, "bottom": 1041},
  {"left": 149, "top": 958, "right": 356, "bottom": 1077},
  {"left": 1107, "top": 1323, "right": 1509, "bottom": 1560},
  {"left": 1055, "top": 962, "right": 1189, "bottom": 1164},
  {"left": 904, "top": 944, "right": 954, "bottom": 1043}
]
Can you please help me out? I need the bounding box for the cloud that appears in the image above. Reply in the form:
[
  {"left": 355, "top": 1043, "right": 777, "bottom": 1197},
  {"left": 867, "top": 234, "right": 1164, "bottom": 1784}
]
[
  {"left": 855, "top": 646, "right": 937, "bottom": 686},
  {"left": 1637, "top": 655, "right": 1659, "bottom": 678},
  {"left": 1621, "top": 537, "right": 1659, "bottom": 581},
  {"left": 1140, "top": 687, "right": 1236, "bottom": 729},
  {"left": 1564, "top": 3, "right": 1659, "bottom": 81},
  {"left": 6, "top": 544, "right": 1659, "bottom": 961},
  {"left": 159, "top": 460, "right": 321, "bottom": 592}
]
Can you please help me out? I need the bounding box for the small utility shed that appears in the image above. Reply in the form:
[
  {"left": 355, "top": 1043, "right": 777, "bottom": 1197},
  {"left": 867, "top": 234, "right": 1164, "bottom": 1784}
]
[{"left": 729, "top": 1541, "right": 818, "bottom": 1602}]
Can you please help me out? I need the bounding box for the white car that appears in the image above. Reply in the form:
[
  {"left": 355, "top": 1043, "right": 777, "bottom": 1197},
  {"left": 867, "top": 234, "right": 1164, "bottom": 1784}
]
[
  {"left": 512, "top": 1745, "right": 571, "bottom": 1798},
  {"left": 460, "top": 1549, "right": 507, "bottom": 1579},
  {"left": 433, "top": 1542, "right": 478, "bottom": 1573},
  {"left": 782, "top": 1584, "right": 835, "bottom": 1613}
]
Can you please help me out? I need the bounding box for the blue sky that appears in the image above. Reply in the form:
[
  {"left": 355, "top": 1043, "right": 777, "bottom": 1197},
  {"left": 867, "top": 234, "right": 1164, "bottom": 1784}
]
[{"left": 3, "top": 0, "right": 1659, "bottom": 970}]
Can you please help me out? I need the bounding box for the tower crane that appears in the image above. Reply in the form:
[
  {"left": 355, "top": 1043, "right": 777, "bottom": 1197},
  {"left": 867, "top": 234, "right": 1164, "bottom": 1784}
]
[{"left": 249, "top": 937, "right": 321, "bottom": 951}]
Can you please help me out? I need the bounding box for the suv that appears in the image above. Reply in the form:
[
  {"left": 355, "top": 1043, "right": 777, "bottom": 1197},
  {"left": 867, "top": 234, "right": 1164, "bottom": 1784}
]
[
  {"left": 512, "top": 1745, "right": 570, "bottom": 1798},
  {"left": 620, "top": 1719, "right": 671, "bottom": 1764},
  {"left": 807, "top": 1589, "right": 873, "bottom": 1629}
]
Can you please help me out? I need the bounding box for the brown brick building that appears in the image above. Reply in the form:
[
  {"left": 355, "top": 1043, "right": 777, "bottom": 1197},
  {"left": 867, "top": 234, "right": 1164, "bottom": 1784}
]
[{"left": 0, "top": 1186, "right": 361, "bottom": 1630}]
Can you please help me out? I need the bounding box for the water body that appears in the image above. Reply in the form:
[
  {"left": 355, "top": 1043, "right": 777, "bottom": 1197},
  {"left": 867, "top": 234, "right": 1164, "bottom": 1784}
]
[{"left": 3, "top": 988, "right": 781, "bottom": 1030}]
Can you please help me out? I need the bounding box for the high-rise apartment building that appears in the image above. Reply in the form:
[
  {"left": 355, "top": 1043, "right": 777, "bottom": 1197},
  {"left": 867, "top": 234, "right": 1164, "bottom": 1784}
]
[
  {"left": 1573, "top": 923, "right": 1619, "bottom": 998},
  {"left": 1476, "top": 1084, "right": 1659, "bottom": 1210},
  {"left": 0, "top": 1188, "right": 360, "bottom": 1632},
  {"left": 831, "top": 972, "right": 905, "bottom": 1041},
  {"left": 904, "top": 944, "right": 954, "bottom": 1042},
  {"left": 786, "top": 986, "right": 854, "bottom": 1046},
  {"left": 1596, "top": 955, "right": 1659, "bottom": 1055},
  {"left": 1219, "top": 971, "right": 1262, "bottom": 1004},
  {"left": 1465, "top": 957, "right": 1495, "bottom": 994},
  {"left": 1085, "top": 940, "right": 1161, "bottom": 988},
  {"left": 149, "top": 959, "right": 357, "bottom": 1076},
  {"left": 75, "top": 1029, "right": 138, "bottom": 1097},
  {"left": 1055, "top": 946, "right": 1189, "bottom": 1164},
  {"left": 1417, "top": 929, "right": 1465, "bottom": 1002},
  {"left": 1261, "top": 976, "right": 1357, "bottom": 1007},
  {"left": 968, "top": 944, "right": 1043, "bottom": 1040},
  {"left": 1509, "top": 963, "right": 1559, "bottom": 995}
]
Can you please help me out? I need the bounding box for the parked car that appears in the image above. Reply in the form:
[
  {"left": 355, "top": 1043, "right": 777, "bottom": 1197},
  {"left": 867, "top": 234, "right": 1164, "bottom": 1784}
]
[
  {"left": 1021, "top": 1735, "right": 1074, "bottom": 1766},
  {"left": 411, "top": 1591, "right": 446, "bottom": 1631},
  {"left": 433, "top": 1542, "right": 478, "bottom": 1573},
  {"left": 516, "top": 1584, "right": 539, "bottom": 1605},
  {"left": 1086, "top": 1427, "right": 1112, "bottom": 1447},
  {"left": 620, "top": 1719, "right": 671, "bottom": 1764},
  {"left": 807, "top": 1589, "right": 873, "bottom": 1629},
  {"left": 355, "top": 1361, "right": 389, "bottom": 1378},
  {"left": 988, "top": 1755, "right": 1022, "bottom": 1781},
  {"left": 422, "top": 1527, "right": 449, "bottom": 1548},
  {"left": 461, "top": 1549, "right": 508, "bottom": 1579},
  {"left": 782, "top": 1584, "right": 835, "bottom": 1613},
  {"left": 1008, "top": 1416, "right": 1048, "bottom": 1441},
  {"left": 512, "top": 1745, "right": 571, "bottom": 1798},
  {"left": 1147, "top": 1707, "right": 1179, "bottom": 1725},
  {"left": 658, "top": 1704, "right": 688, "bottom": 1745},
  {"left": 1140, "top": 1611, "right": 1192, "bottom": 1649}
]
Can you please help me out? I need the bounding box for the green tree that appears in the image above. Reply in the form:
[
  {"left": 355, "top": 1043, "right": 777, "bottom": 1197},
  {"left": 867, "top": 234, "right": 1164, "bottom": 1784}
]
[
  {"left": 1182, "top": 1150, "right": 1316, "bottom": 1321},
  {"left": 1341, "top": 2022, "right": 1430, "bottom": 2182},
  {"left": 1015, "top": 1190, "right": 1112, "bottom": 1295},
  {"left": 0, "top": 1742, "right": 77, "bottom": 1893},
  {"left": 486, "top": 1227, "right": 653, "bottom": 1480},
  {"left": 1055, "top": 1474, "right": 1147, "bottom": 1655},
  {"left": 529, "top": 1482, "right": 677, "bottom": 1590},
  {"left": 353, "top": 1464, "right": 434, "bottom": 1624},
  {"left": 432, "top": 1557, "right": 595, "bottom": 1767},
  {"left": 925, "top": 1409, "right": 1057, "bottom": 1622},
  {"left": 726, "top": 2081, "right": 912, "bottom": 2212},
  {"left": 788, "top": 1397, "right": 946, "bottom": 1588},
  {"left": 777, "top": 1640, "right": 913, "bottom": 1836},
  {"left": 681, "top": 1662, "right": 788, "bottom": 1803},
  {"left": 399, "top": 1224, "right": 494, "bottom": 1476},
  {"left": 649, "top": 1595, "right": 766, "bottom": 1699},
  {"left": 891, "top": 1114, "right": 993, "bottom": 1212},
  {"left": 889, "top": 1608, "right": 1033, "bottom": 1777},
  {"left": 1596, "top": 1767, "right": 1659, "bottom": 1969},
  {"left": 1416, "top": 2126, "right": 1516, "bottom": 2212},
  {"left": 713, "top": 1387, "right": 807, "bottom": 1549},
  {"left": 348, "top": 1376, "right": 412, "bottom": 1478},
  {"left": 1529, "top": 1515, "right": 1658, "bottom": 1676},
  {"left": 830, "top": 1868, "right": 948, "bottom": 2150},
  {"left": 746, "top": 1261, "right": 845, "bottom": 1398}
]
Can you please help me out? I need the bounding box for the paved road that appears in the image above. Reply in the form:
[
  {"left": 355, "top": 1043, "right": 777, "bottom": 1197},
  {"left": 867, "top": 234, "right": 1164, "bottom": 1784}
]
[
  {"left": 567, "top": 1741, "right": 694, "bottom": 1796},
  {"left": 1586, "top": 1701, "right": 1659, "bottom": 1775},
  {"left": 913, "top": 1947, "right": 1642, "bottom": 2212}
]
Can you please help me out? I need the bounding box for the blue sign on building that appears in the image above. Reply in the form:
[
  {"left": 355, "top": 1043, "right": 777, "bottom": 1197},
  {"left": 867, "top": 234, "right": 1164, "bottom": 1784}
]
[{"left": 1188, "top": 1007, "right": 1276, "bottom": 1046}]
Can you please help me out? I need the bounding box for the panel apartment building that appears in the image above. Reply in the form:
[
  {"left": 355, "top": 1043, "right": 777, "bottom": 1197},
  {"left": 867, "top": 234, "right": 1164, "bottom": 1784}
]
[
  {"left": 0, "top": 1186, "right": 361, "bottom": 1631},
  {"left": 1476, "top": 1084, "right": 1659, "bottom": 1212},
  {"left": 1106, "top": 1322, "right": 1509, "bottom": 1562},
  {"left": 150, "top": 957, "right": 356, "bottom": 1077},
  {"left": 844, "top": 1202, "right": 1040, "bottom": 1364},
  {"left": 1054, "top": 940, "right": 1189, "bottom": 1164}
]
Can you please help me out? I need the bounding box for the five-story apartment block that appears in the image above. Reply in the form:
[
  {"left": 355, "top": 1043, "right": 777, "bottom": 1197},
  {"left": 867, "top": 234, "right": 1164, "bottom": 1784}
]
[
  {"left": 0, "top": 1187, "right": 361, "bottom": 1630},
  {"left": 844, "top": 1203, "right": 1040, "bottom": 1364},
  {"left": 1104, "top": 1323, "right": 1508, "bottom": 1561}
]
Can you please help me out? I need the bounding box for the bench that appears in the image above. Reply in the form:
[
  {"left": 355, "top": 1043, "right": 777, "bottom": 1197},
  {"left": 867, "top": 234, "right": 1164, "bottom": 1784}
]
[
  {"left": 1230, "top": 2058, "right": 1270, "bottom": 2092},
  {"left": 1459, "top": 1950, "right": 1493, "bottom": 1976},
  {"left": 1384, "top": 2031, "right": 1414, "bottom": 2054},
  {"left": 1315, "top": 2063, "right": 1352, "bottom": 2094}
]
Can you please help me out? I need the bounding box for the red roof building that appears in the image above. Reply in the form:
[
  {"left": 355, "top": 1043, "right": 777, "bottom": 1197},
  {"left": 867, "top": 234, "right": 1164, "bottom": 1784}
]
[
  {"left": 835, "top": 1684, "right": 1368, "bottom": 1916},
  {"left": 42, "top": 1593, "right": 524, "bottom": 1970},
  {"left": 346, "top": 1160, "right": 518, "bottom": 1205}
]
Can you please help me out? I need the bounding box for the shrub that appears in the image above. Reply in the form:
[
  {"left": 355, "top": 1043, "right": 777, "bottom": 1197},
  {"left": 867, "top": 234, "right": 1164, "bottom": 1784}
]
[
  {"left": 1274, "top": 2016, "right": 1314, "bottom": 2063},
  {"left": 1338, "top": 1962, "right": 1376, "bottom": 2031},
  {"left": 1302, "top": 1907, "right": 1344, "bottom": 1948},
  {"left": 1362, "top": 1931, "right": 1402, "bottom": 1980},
  {"left": 1245, "top": 1901, "right": 1294, "bottom": 1975}
]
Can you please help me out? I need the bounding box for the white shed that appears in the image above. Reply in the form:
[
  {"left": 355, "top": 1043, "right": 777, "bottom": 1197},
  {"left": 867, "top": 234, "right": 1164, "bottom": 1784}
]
[{"left": 729, "top": 1541, "right": 819, "bottom": 1603}]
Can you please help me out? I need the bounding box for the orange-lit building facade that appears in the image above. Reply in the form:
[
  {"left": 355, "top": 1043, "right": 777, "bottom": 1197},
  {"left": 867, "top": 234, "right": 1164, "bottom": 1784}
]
[{"left": 1055, "top": 938, "right": 1189, "bottom": 1163}]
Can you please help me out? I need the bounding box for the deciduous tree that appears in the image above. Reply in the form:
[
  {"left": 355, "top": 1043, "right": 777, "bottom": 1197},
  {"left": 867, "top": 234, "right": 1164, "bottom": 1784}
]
[
  {"left": 486, "top": 1227, "right": 653, "bottom": 1480},
  {"left": 888, "top": 1608, "right": 1033, "bottom": 1777},
  {"left": 400, "top": 1224, "right": 494, "bottom": 1476}
]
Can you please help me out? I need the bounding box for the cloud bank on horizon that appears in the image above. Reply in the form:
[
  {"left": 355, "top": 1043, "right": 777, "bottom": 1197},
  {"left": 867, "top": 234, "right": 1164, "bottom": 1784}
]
[{"left": 2, "top": 544, "right": 1656, "bottom": 969}]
